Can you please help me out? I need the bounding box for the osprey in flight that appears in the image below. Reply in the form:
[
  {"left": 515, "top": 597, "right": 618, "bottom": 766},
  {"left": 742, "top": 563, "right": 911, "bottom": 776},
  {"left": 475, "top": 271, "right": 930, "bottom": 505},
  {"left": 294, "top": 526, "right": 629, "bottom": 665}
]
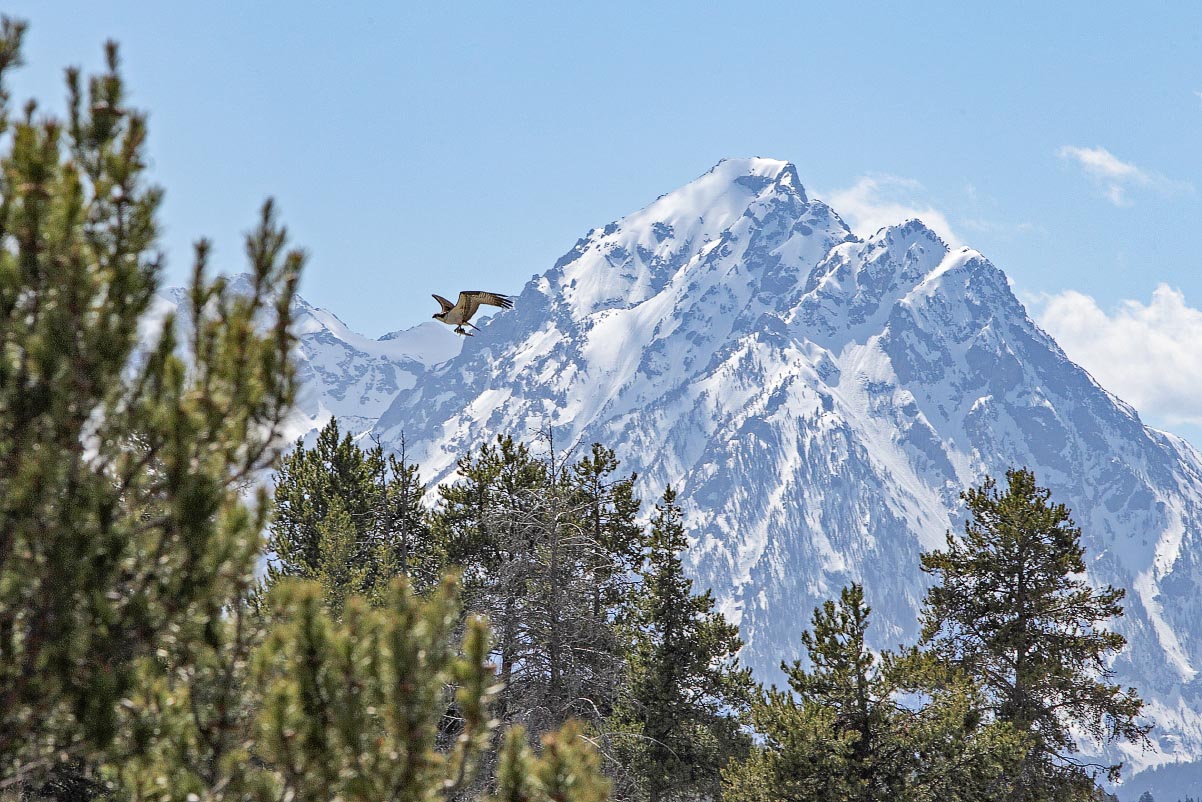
[{"left": 431, "top": 290, "right": 514, "bottom": 336}]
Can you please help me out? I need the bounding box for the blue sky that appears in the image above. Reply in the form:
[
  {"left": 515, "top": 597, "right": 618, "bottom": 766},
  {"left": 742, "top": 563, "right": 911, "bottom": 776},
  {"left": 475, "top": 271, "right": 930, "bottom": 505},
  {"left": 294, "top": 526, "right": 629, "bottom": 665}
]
[{"left": 7, "top": 1, "right": 1202, "bottom": 443}]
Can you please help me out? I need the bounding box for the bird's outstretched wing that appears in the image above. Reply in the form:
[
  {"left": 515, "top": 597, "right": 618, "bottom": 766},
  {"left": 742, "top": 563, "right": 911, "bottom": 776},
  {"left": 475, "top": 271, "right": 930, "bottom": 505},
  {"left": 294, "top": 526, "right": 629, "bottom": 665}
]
[
  {"left": 458, "top": 290, "right": 514, "bottom": 322},
  {"left": 431, "top": 293, "right": 455, "bottom": 313}
]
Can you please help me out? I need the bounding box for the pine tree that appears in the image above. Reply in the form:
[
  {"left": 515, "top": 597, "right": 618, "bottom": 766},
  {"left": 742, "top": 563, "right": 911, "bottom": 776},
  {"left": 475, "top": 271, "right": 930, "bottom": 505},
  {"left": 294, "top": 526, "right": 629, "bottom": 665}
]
[
  {"left": 110, "top": 572, "right": 616, "bottom": 802},
  {"left": 380, "top": 436, "right": 439, "bottom": 591},
  {"left": 268, "top": 418, "right": 380, "bottom": 583},
  {"left": 266, "top": 417, "right": 436, "bottom": 608},
  {"left": 252, "top": 578, "right": 496, "bottom": 802},
  {"left": 253, "top": 577, "right": 614, "bottom": 802},
  {"left": 725, "top": 585, "right": 1023, "bottom": 802},
  {"left": 0, "top": 21, "right": 302, "bottom": 788},
  {"left": 791, "top": 584, "right": 906, "bottom": 800},
  {"left": 567, "top": 443, "right": 642, "bottom": 621},
  {"left": 523, "top": 436, "right": 640, "bottom": 736},
  {"left": 615, "top": 487, "right": 752, "bottom": 802},
  {"left": 434, "top": 435, "right": 547, "bottom": 728},
  {"left": 725, "top": 585, "right": 903, "bottom": 802},
  {"left": 311, "top": 496, "right": 370, "bottom": 612},
  {"left": 896, "top": 657, "right": 1027, "bottom": 802},
  {"left": 108, "top": 594, "right": 268, "bottom": 802},
  {"left": 490, "top": 723, "right": 610, "bottom": 802},
  {"left": 920, "top": 468, "right": 1150, "bottom": 800},
  {"left": 433, "top": 435, "right": 639, "bottom": 740}
]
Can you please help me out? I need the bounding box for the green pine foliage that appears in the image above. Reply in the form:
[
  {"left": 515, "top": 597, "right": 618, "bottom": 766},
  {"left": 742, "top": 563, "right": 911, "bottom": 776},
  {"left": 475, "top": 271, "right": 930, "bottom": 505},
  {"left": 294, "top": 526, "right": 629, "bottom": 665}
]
[
  {"left": 431, "top": 436, "right": 643, "bottom": 739},
  {"left": 0, "top": 21, "right": 302, "bottom": 788},
  {"left": 110, "top": 575, "right": 611, "bottom": 802},
  {"left": 433, "top": 435, "right": 552, "bottom": 729},
  {"left": 109, "top": 597, "right": 268, "bottom": 801},
  {"left": 894, "top": 656, "right": 1029, "bottom": 802},
  {"left": 613, "top": 487, "right": 752, "bottom": 802},
  {"left": 920, "top": 468, "right": 1150, "bottom": 800},
  {"left": 490, "top": 724, "right": 610, "bottom": 802},
  {"left": 568, "top": 442, "right": 643, "bottom": 619},
  {"left": 252, "top": 578, "right": 495, "bottom": 802},
  {"left": 382, "top": 440, "right": 439, "bottom": 589},
  {"left": 266, "top": 418, "right": 437, "bottom": 607},
  {"left": 725, "top": 584, "right": 1024, "bottom": 802}
]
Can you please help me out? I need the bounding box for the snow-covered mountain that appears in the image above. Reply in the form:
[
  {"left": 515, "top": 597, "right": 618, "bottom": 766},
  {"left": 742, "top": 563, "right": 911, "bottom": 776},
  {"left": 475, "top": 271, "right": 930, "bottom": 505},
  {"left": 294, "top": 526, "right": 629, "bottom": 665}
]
[{"left": 364, "top": 158, "right": 1202, "bottom": 795}]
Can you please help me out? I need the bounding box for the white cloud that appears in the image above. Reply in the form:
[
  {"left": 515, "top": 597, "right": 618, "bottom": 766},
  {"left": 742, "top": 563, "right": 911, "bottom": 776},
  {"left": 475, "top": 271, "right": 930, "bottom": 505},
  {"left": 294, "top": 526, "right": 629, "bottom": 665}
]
[
  {"left": 1034, "top": 285, "right": 1202, "bottom": 428},
  {"left": 1058, "top": 145, "right": 1146, "bottom": 182},
  {"left": 823, "top": 174, "right": 961, "bottom": 247},
  {"left": 1056, "top": 145, "right": 1190, "bottom": 206}
]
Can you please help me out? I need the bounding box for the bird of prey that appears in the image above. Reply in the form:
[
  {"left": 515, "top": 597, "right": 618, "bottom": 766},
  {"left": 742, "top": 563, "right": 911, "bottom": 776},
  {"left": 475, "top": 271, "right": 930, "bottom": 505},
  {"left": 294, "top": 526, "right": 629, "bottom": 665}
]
[{"left": 431, "top": 290, "right": 514, "bottom": 335}]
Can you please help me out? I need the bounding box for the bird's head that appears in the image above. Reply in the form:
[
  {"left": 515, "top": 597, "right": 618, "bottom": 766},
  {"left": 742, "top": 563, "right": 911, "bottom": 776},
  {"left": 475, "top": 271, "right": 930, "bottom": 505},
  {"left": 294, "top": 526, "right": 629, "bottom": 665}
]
[{"left": 432, "top": 312, "right": 444, "bottom": 321}]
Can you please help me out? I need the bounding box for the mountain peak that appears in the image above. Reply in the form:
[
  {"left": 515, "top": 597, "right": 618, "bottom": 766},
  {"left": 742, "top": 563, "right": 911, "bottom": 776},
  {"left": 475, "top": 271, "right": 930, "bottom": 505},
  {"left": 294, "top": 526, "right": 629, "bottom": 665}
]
[
  {"left": 883, "top": 217, "right": 948, "bottom": 247},
  {"left": 629, "top": 157, "right": 811, "bottom": 238},
  {"left": 670, "top": 157, "right": 808, "bottom": 210},
  {"left": 706, "top": 157, "right": 807, "bottom": 199},
  {"left": 542, "top": 158, "right": 845, "bottom": 318}
]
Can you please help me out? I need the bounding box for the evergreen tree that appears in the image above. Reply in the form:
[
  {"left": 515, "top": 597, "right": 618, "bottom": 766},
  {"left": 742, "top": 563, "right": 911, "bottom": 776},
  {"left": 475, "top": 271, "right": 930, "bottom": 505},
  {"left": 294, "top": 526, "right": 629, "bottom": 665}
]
[
  {"left": 433, "top": 436, "right": 639, "bottom": 740},
  {"left": 778, "top": 584, "right": 907, "bottom": 801},
  {"left": 523, "top": 437, "right": 641, "bottom": 736},
  {"left": 920, "top": 468, "right": 1150, "bottom": 800},
  {"left": 112, "top": 575, "right": 614, "bottom": 802},
  {"left": 109, "top": 594, "right": 268, "bottom": 802},
  {"left": 491, "top": 723, "right": 610, "bottom": 802},
  {"left": 310, "top": 495, "right": 371, "bottom": 611},
  {"left": 434, "top": 435, "right": 547, "bottom": 727},
  {"left": 252, "top": 577, "right": 614, "bottom": 802},
  {"left": 252, "top": 578, "right": 495, "bottom": 802},
  {"left": 896, "top": 658, "right": 1027, "bottom": 802},
  {"left": 380, "top": 436, "right": 438, "bottom": 590},
  {"left": 0, "top": 22, "right": 302, "bottom": 788},
  {"left": 615, "top": 487, "right": 752, "bottom": 802},
  {"left": 567, "top": 443, "right": 642, "bottom": 621},
  {"left": 725, "top": 585, "right": 1023, "bottom": 802},
  {"left": 269, "top": 418, "right": 382, "bottom": 583},
  {"left": 266, "top": 417, "right": 436, "bottom": 608}
]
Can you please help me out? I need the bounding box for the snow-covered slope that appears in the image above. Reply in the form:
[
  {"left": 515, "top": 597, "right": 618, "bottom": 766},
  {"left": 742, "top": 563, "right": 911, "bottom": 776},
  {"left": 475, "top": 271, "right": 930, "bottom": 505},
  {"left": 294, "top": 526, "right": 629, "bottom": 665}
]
[
  {"left": 152, "top": 280, "right": 462, "bottom": 445},
  {"left": 370, "top": 158, "right": 1202, "bottom": 791},
  {"left": 284, "top": 298, "right": 460, "bottom": 443}
]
